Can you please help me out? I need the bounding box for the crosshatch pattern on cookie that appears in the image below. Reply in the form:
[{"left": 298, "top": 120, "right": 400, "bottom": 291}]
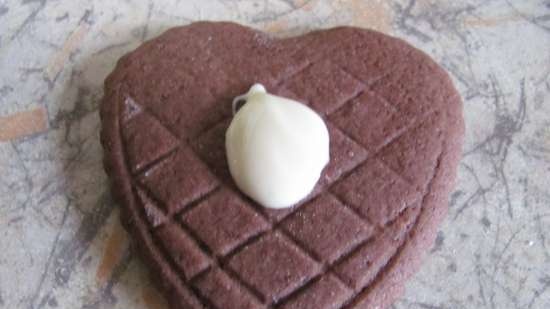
[
  {"left": 117, "top": 83, "right": 443, "bottom": 308},
  {"left": 103, "top": 23, "right": 461, "bottom": 309}
]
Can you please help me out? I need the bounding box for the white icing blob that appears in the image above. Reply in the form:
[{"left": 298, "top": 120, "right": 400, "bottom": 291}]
[{"left": 226, "top": 83, "right": 330, "bottom": 209}]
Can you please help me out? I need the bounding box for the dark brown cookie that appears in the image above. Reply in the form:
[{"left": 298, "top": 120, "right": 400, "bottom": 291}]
[{"left": 100, "top": 21, "right": 464, "bottom": 309}]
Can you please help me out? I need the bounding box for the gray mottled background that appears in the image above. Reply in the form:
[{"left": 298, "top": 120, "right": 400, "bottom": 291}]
[{"left": 0, "top": 0, "right": 549, "bottom": 308}]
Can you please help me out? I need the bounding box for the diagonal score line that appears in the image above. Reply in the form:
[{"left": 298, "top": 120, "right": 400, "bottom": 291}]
[
  {"left": 376, "top": 157, "right": 419, "bottom": 191},
  {"left": 273, "top": 60, "right": 313, "bottom": 88},
  {"left": 329, "top": 192, "right": 374, "bottom": 227},
  {"left": 367, "top": 87, "right": 400, "bottom": 112},
  {"left": 132, "top": 146, "right": 179, "bottom": 177},
  {"left": 372, "top": 108, "right": 438, "bottom": 155},
  {"left": 174, "top": 186, "right": 223, "bottom": 221},
  {"left": 139, "top": 103, "right": 182, "bottom": 142}
]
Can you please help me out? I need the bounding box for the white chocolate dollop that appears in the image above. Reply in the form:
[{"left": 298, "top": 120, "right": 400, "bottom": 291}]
[{"left": 225, "top": 84, "right": 330, "bottom": 209}]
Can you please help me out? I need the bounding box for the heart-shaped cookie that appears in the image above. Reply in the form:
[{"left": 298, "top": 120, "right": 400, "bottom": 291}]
[{"left": 100, "top": 22, "right": 464, "bottom": 309}]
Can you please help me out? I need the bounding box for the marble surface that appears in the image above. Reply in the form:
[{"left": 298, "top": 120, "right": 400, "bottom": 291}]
[{"left": 1, "top": 0, "right": 549, "bottom": 308}]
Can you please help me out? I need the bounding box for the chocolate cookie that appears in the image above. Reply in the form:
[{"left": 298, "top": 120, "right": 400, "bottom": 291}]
[{"left": 100, "top": 22, "right": 464, "bottom": 309}]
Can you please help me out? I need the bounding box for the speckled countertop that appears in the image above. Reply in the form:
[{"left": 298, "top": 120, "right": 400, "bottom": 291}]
[{"left": 1, "top": 0, "right": 549, "bottom": 308}]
